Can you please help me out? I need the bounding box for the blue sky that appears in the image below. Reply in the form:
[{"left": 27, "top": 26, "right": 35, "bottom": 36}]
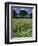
[{"left": 12, "top": 7, "right": 33, "bottom": 15}]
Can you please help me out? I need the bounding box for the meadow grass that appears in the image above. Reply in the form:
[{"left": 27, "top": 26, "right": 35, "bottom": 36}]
[{"left": 11, "top": 18, "right": 32, "bottom": 38}]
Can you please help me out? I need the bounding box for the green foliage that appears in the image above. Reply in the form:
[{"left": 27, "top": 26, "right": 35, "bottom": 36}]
[
  {"left": 19, "top": 10, "right": 28, "bottom": 17},
  {"left": 29, "top": 13, "right": 32, "bottom": 18},
  {"left": 11, "top": 19, "right": 32, "bottom": 38},
  {"left": 13, "top": 9, "right": 17, "bottom": 18},
  {"left": 15, "top": 29, "right": 32, "bottom": 37}
]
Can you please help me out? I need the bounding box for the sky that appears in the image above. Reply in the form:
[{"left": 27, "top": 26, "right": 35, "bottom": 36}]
[{"left": 12, "top": 7, "right": 33, "bottom": 15}]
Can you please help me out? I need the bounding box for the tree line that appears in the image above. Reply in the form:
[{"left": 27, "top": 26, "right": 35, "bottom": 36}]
[{"left": 12, "top": 9, "right": 32, "bottom": 18}]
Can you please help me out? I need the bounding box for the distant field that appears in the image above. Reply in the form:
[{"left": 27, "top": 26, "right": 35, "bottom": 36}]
[{"left": 11, "top": 18, "right": 32, "bottom": 38}]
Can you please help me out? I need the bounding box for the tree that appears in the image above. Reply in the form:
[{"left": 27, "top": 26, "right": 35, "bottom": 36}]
[
  {"left": 12, "top": 9, "right": 17, "bottom": 18},
  {"left": 19, "top": 10, "right": 28, "bottom": 17},
  {"left": 29, "top": 13, "right": 32, "bottom": 18}
]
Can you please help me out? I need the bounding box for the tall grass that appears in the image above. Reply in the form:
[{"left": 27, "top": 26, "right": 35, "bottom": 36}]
[{"left": 11, "top": 19, "right": 32, "bottom": 38}]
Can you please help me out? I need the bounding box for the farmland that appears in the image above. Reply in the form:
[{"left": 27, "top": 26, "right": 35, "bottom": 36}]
[{"left": 11, "top": 18, "right": 32, "bottom": 38}]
